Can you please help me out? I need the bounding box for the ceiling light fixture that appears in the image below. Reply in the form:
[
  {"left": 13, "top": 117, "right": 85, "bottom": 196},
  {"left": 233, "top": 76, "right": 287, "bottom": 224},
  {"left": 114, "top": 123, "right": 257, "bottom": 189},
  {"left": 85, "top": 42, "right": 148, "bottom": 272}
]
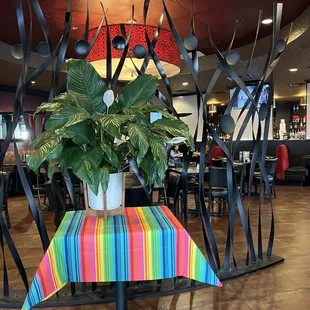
[
  {"left": 289, "top": 68, "right": 298, "bottom": 72},
  {"left": 126, "top": 18, "right": 137, "bottom": 24},
  {"left": 87, "top": 25, "right": 180, "bottom": 81},
  {"left": 31, "top": 81, "right": 35, "bottom": 84},
  {"left": 220, "top": 103, "right": 225, "bottom": 106},
  {"left": 262, "top": 18, "right": 273, "bottom": 25},
  {"left": 209, "top": 105, "right": 217, "bottom": 114},
  {"left": 182, "top": 82, "right": 189, "bottom": 86},
  {"left": 71, "top": 26, "right": 78, "bottom": 30}
]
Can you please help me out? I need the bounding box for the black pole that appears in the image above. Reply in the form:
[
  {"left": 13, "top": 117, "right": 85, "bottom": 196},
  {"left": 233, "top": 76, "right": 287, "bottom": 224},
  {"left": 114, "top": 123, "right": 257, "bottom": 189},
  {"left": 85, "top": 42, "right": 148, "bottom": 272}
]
[{"left": 116, "top": 281, "right": 128, "bottom": 310}]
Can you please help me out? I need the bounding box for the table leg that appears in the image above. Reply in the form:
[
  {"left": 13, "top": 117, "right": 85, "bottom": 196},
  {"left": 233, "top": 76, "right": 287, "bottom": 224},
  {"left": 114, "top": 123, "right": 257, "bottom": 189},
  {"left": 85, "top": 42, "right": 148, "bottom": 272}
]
[{"left": 116, "top": 281, "right": 128, "bottom": 310}]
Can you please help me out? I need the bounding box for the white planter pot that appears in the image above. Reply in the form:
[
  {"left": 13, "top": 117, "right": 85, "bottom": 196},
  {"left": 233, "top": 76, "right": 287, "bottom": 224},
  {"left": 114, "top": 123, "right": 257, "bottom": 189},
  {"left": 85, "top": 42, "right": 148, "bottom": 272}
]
[{"left": 87, "top": 172, "right": 123, "bottom": 211}]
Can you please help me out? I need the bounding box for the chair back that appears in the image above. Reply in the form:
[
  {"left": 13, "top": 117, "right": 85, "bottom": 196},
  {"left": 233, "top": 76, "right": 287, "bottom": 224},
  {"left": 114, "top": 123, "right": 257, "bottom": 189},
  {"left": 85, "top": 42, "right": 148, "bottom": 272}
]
[
  {"left": 265, "top": 159, "right": 277, "bottom": 176},
  {"left": 213, "top": 158, "right": 223, "bottom": 167},
  {"left": 0, "top": 172, "right": 11, "bottom": 201},
  {"left": 275, "top": 144, "right": 289, "bottom": 180},
  {"left": 125, "top": 187, "right": 151, "bottom": 207},
  {"left": 166, "top": 172, "right": 181, "bottom": 200},
  {"left": 234, "top": 163, "right": 246, "bottom": 186},
  {"left": 209, "top": 167, "right": 227, "bottom": 188}
]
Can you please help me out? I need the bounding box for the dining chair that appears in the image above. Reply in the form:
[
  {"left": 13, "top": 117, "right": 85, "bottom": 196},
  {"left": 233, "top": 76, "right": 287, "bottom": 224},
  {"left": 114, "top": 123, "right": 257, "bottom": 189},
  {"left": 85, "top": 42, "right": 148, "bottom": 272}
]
[
  {"left": 165, "top": 172, "right": 182, "bottom": 216},
  {"left": 234, "top": 163, "right": 247, "bottom": 195},
  {"left": 23, "top": 166, "right": 48, "bottom": 206},
  {"left": 1, "top": 172, "right": 12, "bottom": 229},
  {"left": 213, "top": 158, "right": 224, "bottom": 167},
  {"left": 254, "top": 158, "right": 278, "bottom": 198},
  {"left": 205, "top": 167, "right": 228, "bottom": 217}
]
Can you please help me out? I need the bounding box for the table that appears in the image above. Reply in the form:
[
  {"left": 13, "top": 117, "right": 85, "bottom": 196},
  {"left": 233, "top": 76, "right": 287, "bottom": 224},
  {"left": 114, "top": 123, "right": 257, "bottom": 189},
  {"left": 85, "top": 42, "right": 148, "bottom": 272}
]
[
  {"left": 168, "top": 167, "right": 209, "bottom": 176},
  {"left": 22, "top": 206, "right": 221, "bottom": 310}
]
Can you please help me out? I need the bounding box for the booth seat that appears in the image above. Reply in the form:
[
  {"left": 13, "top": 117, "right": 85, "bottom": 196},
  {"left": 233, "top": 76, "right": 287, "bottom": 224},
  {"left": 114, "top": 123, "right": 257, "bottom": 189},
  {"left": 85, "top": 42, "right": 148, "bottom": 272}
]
[{"left": 276, "top": 144, "right": 308, "bottom": 184}]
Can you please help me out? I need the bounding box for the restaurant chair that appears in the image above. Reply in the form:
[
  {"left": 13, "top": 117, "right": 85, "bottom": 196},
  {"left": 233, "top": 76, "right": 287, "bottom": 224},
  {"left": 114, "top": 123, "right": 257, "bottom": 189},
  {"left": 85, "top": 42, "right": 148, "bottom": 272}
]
[
  {"left": 165, "top": 172, "right": 182, "bottom": 216},
  {"left": 23, "top": 166, "right": 48, "bottom": 206},
  {"left": 67, "top": 169, "right": 83, "bottom": 207},
  {"left": 1, "top": 172, "right": 12, "bottom": 229},
  {"left": 253, "top": 158, "right": 277, "bottom": 198},
  {"left": 205, "top": 167, "right": 228, "bottom": 217},
  {"left": 234, "top": 163, "right": 247, "bottom": 195},
  {"left": 213, "top": 158, "right": 224, "bottom": 167}
]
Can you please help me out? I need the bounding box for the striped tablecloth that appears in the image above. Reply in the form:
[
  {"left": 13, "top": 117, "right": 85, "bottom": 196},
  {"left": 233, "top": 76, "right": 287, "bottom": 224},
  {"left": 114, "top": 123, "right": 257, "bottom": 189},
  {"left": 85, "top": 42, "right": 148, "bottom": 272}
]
[{"left": 22, "top": 206, "right": 221, "bottom": 309}]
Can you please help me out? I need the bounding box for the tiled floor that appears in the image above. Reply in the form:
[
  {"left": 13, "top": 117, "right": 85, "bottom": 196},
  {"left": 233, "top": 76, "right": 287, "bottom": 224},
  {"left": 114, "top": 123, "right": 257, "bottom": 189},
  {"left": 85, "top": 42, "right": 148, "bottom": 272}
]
[{"left": 1, "top": 185, "right": 310, "bottom": 309}]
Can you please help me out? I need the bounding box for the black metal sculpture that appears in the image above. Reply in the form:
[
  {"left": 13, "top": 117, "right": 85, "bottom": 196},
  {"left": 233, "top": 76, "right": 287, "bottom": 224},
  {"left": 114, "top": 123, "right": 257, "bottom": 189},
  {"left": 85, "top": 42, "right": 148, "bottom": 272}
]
[{"left": 0, "top": 0, "right": 288, "bottom": 307}]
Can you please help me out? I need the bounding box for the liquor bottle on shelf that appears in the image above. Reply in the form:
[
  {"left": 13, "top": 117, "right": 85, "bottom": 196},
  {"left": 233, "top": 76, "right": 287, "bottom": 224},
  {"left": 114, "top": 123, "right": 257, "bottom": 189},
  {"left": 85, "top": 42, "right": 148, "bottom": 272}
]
[
  {"left": 293, "top": 105, "right": 296, "bottom": 113},
  {"left": 297, "top": 105, "right": 300, "bottom": 112}
]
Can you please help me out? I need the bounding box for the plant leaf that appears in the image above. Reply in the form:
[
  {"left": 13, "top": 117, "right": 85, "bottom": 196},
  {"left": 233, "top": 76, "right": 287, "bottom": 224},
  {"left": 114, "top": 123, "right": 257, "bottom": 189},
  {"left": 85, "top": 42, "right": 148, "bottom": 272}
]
[
  {"left": 66, "top": 59, "right": 107, "bottom": 113},
  {"left": 34, "top": 93, "right": 75, "bottom": 116},
  {"left": 87, "top": 147, "right": 104, "bottom": 169},
  {"left": 119, "top": 74, "right": 158, "bottom": 108},
  {"left": 47, "top": 159, "right": 57, "bottom": 180},
  {"left": 45, "top": 106, "right": 90, "bottom": 131},
  {"left": 148, "top": 136, "right": 167, "bottom": 162},
  {"left": 27, "top": 137, "right": 63, "bottom": 173},
  {"left": 67, "top": 122, "right": 95, "bottom": 144},
  {"left": 100, "top": 167, "right": 110, "bottom": 192},
  {"left": 151, "top": 117, "right": 189, "bottom": 133},
  {"left": 128, "top": 123, "right": 149, "bottom": 165},
  {"left": 88, "top": 169, "right": 101, "bottom": 195},
  {"left": 140, "top": 151, "right": 157, "bottom": 185},
  {"left": 100, "top": 143, "right": 120, "bottom": 169},
  {"left": 95, "top": 114, "right": 133, "bottom": 138},
  {"left": 151, "top": 117, "right": 194, "bottom": 151},
  {"left": 62, "top": 144, "right": 91, "bottom": 183},
  {"left": 30, "top": 131, "right": 54, "bottom": 149}
]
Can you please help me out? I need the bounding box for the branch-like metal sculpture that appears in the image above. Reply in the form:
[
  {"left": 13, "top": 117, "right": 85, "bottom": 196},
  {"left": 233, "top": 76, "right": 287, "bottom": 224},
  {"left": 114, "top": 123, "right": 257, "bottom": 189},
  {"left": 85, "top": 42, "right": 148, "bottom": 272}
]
[{"left": 0, "top": 0, "right": 288, "bottom": 306}]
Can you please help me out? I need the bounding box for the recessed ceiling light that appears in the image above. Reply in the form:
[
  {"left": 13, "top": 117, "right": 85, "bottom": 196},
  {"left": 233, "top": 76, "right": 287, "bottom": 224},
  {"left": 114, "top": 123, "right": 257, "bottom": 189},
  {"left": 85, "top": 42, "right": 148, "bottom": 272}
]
[
  {"left": 182, "top": 82, "right": 189, "bottom": 86},
  {"left": 31, "top": 81, "right": 35, "bottom": 84},
  {"left": 262, "top": 18, "right": 273, "bottom": 25},
  {"left": 289, "top": 68, "right": 298, "bottom": 72},
  {"left": 221, "top": 103, "right": 225, "bottom": 106},
  {"left": 127, "top": 18, "right": 137, "bottom": 24},
  {"left": 71, "top": 26, "right": 78, "bottom": 30}
]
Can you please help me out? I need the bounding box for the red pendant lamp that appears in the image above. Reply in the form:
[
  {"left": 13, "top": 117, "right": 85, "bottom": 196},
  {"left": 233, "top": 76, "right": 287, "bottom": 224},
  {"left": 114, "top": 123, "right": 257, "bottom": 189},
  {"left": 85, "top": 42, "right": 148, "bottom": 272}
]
[{"left": 87, "top": 24, "right": 180, "bottom": 81}]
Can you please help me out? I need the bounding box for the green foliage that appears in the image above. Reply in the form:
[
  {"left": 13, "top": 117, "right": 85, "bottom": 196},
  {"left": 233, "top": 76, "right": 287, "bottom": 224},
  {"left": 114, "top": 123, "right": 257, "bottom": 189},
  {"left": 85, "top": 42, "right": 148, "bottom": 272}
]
[{"left": 28, "top": 59, "right": 194, "bottom": 194}]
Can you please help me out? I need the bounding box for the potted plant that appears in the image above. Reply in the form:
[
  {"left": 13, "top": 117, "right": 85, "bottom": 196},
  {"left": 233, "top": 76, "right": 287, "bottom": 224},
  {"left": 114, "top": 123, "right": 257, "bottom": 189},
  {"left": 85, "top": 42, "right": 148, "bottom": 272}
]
[{"left": 27, "top": 59, "right": 194, "bottom": 212}]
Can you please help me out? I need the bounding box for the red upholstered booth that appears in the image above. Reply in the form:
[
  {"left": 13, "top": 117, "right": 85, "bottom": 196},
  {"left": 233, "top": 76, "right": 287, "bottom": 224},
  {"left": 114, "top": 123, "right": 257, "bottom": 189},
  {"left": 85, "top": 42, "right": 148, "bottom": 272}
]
[
  {"left": 210, "top": 146, "right": 225, "bottom": 166},
  {"left": 275, "top": 145, "right": 290, "bottom": 180},
  {"left": 275, "top": 144, "right": 308, "bottom": 183}
]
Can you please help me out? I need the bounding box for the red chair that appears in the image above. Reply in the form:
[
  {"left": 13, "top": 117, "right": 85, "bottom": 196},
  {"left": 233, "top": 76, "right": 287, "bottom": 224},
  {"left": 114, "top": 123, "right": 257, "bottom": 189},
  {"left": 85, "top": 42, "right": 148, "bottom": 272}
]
[
  {"left": 275, "top": 145, "right": 289, "bottom": 180},
  {"left": 210, "top": 146, "right": 225, "bottom": 167}
]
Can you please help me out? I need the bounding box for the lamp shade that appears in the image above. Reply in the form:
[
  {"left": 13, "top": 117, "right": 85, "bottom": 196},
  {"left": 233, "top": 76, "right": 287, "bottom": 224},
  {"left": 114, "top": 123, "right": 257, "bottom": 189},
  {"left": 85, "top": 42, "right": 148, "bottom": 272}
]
[{"left": 87, "top": 24, "right": 180, "bottom": 81}]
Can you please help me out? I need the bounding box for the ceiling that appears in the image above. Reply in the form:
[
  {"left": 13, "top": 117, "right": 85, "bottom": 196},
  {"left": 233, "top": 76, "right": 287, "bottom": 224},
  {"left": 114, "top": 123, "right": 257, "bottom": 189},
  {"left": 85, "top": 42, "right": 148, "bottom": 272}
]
[
  {"left": 1, "top": 0, "right": 309, "bottom": 56},
  {"left": 0, "top": 0, "right": 310, "bottom": 104}
]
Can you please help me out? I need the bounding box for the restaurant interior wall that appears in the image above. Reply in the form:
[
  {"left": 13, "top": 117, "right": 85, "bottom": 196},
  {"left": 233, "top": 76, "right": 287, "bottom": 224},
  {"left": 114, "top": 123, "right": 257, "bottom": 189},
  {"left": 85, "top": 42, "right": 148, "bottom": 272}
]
[{"left": 173, "top": 95, "right": 204, "bottom": 141}]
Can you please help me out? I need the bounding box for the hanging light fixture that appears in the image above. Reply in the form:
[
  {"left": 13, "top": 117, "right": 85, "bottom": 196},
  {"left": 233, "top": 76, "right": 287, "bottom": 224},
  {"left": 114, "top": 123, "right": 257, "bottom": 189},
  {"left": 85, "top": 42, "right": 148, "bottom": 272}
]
[
  {"left": 300, "top": 97, "right": 306, "bottom": 106},
  {"left": 87, "top": 24, "right": 180, "bottom": 81},
  {"left": 209, "top": 105, "right": 217, "bottom": 114}
]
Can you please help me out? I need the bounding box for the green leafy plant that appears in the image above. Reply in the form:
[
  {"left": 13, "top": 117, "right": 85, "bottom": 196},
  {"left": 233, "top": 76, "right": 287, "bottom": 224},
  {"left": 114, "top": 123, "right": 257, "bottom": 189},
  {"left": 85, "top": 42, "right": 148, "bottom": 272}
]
[{"left": 28, "top": 59, "right": 194, "bottom": 195}]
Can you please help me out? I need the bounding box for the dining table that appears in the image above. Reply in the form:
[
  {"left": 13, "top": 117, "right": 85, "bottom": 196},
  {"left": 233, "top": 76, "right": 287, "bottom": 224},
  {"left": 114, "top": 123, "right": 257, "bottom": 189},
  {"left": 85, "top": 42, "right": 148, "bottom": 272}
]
[{"left": 22, "top": 206, "right": 221, "bottom": 310}]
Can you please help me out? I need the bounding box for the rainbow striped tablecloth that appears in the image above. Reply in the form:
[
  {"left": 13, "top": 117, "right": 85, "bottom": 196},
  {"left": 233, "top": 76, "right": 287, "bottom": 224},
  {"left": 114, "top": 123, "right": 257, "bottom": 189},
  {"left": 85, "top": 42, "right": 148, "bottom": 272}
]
[{"left": 22, "top": 206, "right": 221, "bottom": 309}]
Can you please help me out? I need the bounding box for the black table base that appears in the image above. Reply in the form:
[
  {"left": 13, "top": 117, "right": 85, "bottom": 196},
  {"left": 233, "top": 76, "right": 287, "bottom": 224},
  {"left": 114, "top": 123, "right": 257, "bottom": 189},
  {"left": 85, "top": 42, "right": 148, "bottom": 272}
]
[{"left": 116, "top": 281, "right": 128, "bottom": 310}]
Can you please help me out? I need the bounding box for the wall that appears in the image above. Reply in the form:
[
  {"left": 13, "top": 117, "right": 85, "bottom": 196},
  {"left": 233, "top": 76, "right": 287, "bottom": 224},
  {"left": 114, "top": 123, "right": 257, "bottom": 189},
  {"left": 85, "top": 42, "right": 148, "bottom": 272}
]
[
  {"left": 231, "top": 107, "right": 273, "bottom": 140},
  {"left": 173, "top": 95, "right": 203, "bottom": 141},
  {"left": 0, "top": 90, "right": 46, "bottom": 112}
]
